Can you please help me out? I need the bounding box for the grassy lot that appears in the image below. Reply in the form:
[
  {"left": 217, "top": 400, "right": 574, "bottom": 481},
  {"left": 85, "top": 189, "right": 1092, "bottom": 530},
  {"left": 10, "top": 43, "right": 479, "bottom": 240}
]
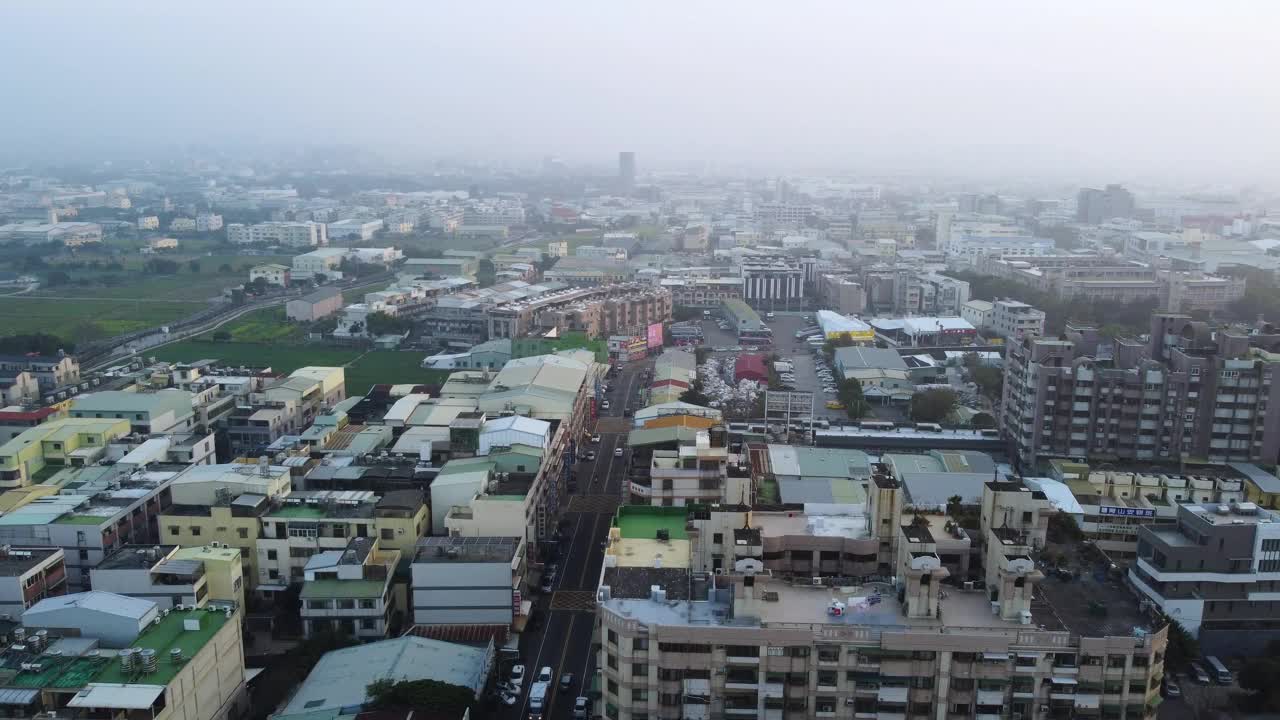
[
  {"left": 151, "top": 341, "right": 450, "bottom": 395},
  {"left": 153, "top": 341, "right": 361, "bottom": 371},
  {"left": 202, "top": 307, "right": 306, "bottom": 344},
  {"left": 343, "top": 351, "right": 451, "bottom": 395},
  {"left": 0, "top": 296, "right": 200, "bottom": 340}
]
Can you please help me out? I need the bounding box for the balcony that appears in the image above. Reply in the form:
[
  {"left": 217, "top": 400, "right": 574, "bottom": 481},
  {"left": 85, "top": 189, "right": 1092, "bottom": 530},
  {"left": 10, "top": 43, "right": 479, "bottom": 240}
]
[{"left": 727, "top": 654, "right": 761, "bottom": 665}]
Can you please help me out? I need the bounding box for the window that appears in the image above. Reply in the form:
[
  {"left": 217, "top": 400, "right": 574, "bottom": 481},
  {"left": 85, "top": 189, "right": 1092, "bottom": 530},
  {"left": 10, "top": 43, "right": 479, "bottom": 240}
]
[
  {"left": 659, "top": 642, "right": 708, "bottom": 653},
  {"left": 267, "top": 550, "right": 278, "bottom": 560},
  {"left": 190, "top": 526, "right": 202, "bottom": 537},
  {"left": 307, "top": 600, "right": 332, "bottom": 609},
  {"left": 632, "top": 663, "right": 648, "bottom": 677},
  {"left": 167, "top": 525, "right": 179, "bottom": 536},
  {"left": 381, "top": 528, "right": 395, "bottom": 540},
  {"left": 238, "top": 527, "right": 249, "bottom": 539},
  {"left": 607, "top": 629, "right": 618, "bottom": 646},
  {"left": 817, "top": 670, "right": 838, "bottom": 687},
  {"left": 337, "top": 599, "right": 355, "bottom": 610},
  {"left": 607, "top": 679, "right": 618, "bottom": 695},
  {"left": 360, "top": 619, "right": 376, "bottom": 630},
  {"left": 359, "top": 599, "right": 376, "bottom": 609},
  {"left": 633, "top": 638, "right": 649, "bottom": 651},
  {"left": 607, "top": 654, "right": 618, "bottom": 670},
  {"left": 268, "top": 569, "right": 279, "bottom": 579},
  {"left": 713, "top": 532, "right": 724, "bottom": 544}
]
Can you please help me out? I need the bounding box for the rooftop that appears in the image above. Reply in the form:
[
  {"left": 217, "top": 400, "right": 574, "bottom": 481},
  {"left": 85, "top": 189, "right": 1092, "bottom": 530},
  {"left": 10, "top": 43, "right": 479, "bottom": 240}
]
[
  {"left": 0, "top": 547, "right": 61, "bottom": 576},
  {"left": 615, "top": 506, "right": 689, "bottom": 540},
  {"left": 91, "top": 607, "right": 232, "bottom": 687},
  {"left": 413, "top": 536, "right": 520, "bottom": 564},
  {"left": 96, "top": 545, "right": 178, "bottom": 571},
  {"left": 301, "top": 579, "right": 387, "bottom": 600}
]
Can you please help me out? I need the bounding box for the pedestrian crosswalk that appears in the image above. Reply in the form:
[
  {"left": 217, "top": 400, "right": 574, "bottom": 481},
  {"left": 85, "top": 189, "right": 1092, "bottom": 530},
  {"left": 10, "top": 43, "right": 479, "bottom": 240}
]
[
  {"left": 568, "top": 495, "right": 622, "bottom": 514},
  {"left": 550, "top": 590, "right": 598, "bottom": 612}
]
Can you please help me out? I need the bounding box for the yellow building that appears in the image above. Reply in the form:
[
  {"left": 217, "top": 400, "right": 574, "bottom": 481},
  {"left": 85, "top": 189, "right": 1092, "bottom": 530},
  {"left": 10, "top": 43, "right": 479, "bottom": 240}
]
[
  {"left": 175, "top": 544, "right": 247, "bottom": 611},
  {"left": 161, "top": 503, "right": 271, "bottom": 594},
  {"left": 68, "top": 606, "right": 246, "bottom": 720},
  {"left": 0, "top": 482, "right": 62, "bottom": 513},
  {"left": 0, "top": 417, "right": 130, "bottom": 488}
]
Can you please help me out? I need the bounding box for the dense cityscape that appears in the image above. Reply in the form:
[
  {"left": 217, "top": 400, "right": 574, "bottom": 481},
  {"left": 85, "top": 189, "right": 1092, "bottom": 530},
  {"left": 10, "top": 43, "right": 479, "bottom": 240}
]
[{"left": 2, "top": 4, "right": 1280, "bottom": 720}]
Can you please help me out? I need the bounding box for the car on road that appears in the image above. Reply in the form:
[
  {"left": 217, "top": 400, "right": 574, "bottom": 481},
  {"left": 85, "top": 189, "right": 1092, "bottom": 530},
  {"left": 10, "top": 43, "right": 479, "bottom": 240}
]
[
  {"left": 540, "top": 576, "right": 554, "bottom": 593},
  {"left": 1164, "top": 678, "right": 1181, "bottom": 698},
  {"left": 601, "top": 400, "right": 610, "bottom": 410},
  {"left": 766, "top": 312, "right": 775, "bottom": 319},
  {"left": 585, "top": 450, "right": 596, "bottom": 461},
  {"left": 1189, "top": 662, "right": 1211, "bottom": 684},
  {"left": 574, "top": 696, "right": 590, "bottom": 718},
  {"left": 614, "top": 447, "right": 624, "bottom": 457},
  {"left": 746, "top": 345, "right": 760, "bottom": 351},
  {"left": 499, "top": 690, "right": 518, "bottom": 705},
  {"left": 590, "top": 434, "right": 601, "bottom": 443},
  {"left": 537, "top": 667, "right": 553, "bottom": 684},
  {"left": 510, "top": 665, "right": 526, "bottom": 687},
  {"left": 559, "top": 673, "right": 574, "bottom": 690}
]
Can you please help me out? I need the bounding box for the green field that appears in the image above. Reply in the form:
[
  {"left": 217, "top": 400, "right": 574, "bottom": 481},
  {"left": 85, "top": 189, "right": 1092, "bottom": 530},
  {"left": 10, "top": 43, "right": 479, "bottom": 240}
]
[
  {"left": 151, "top": 342, "right": 450, "bottom": 394},
  {"left": 204, "top": 307, "right": 306, "bottom": 344},
  {"left": 0, "top": 296, "right": 200, "bottom": 340}
]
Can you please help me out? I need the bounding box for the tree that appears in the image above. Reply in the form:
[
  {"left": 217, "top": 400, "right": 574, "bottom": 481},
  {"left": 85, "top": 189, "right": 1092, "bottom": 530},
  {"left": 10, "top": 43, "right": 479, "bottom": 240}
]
[
  {"left": 680, "top": 382, "right": 711, "bottom": 407},
  {"left": 1161, "top": 618, "right": 1199, "bottom": 671},
  {"left": 248, "top": 277, "right": 271, "bottom": 294},
  {"left": 837, "top": 377, "right": 869, "bottom": 419},
  {"left": 910, "top": 388, "right": 958, "bottom": 423},
  {"left": 365, "top": 311, "right": 411, "bottom": 337},
  {"left": 969, "top": 366, "right": 1003, "bottom": 401},
  {"left": 212, "top": 330, "right": 232, "bottom": 342},
  {"left": 188, "top": 260, "right": 202, "bottom": 273},
  {"left": 1239, "top": 643, "right": 1280, "bottom": 711},
  {"left": 45, "top": 270, "right": 71, "bottom": 287},
  {"left": 365, "top": 678, "right": 474, "bottom": 716},
  {"left": 0, "top": 332, "right": 73, "bottom": 355},
  {"left": 970, "top": 412, "right": 996, "bottom": 429}
]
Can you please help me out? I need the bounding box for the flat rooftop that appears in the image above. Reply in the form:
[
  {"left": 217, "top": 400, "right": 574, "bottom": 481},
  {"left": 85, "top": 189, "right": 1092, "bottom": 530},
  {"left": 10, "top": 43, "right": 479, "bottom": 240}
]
[
  {"left": 92, "top": 607, "right": 231, "bottom": 686},
  {"left": 0, "top": 547, "right": 61, "bottom": 576},
  {"left": 414, "top": 536, "right": 520, "bottom": 564},
  {"left": 96, "top": 545, "right": 179, "bottom": 571},
  {"left": 615, "top": 506, "right": 689, "bottom": 540}
]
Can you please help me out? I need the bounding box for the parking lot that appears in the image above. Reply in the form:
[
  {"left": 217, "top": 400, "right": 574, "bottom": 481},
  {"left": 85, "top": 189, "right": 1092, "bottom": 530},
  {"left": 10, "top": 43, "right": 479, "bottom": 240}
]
[{"left": 699, "top": 312, "right": 850, "bottom": 421}]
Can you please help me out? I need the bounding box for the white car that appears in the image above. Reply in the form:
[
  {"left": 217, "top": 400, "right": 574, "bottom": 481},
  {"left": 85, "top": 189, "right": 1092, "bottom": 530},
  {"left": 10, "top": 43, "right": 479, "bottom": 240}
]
[
  {"left": 614, "top": 447, "right": 624, "bottom": 457},
  {"left": 537, "top": 666, "right": 553, "bottom": 684},
  {"left": 510, "top": 665, "right": 526, "bottom": 687}
]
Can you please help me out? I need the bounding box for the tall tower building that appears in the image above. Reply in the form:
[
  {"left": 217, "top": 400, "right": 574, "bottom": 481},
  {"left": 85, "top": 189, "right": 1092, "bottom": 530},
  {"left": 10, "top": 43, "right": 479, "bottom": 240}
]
[{"left": 618, "top": 151, "right": 636, "bottom": 192}]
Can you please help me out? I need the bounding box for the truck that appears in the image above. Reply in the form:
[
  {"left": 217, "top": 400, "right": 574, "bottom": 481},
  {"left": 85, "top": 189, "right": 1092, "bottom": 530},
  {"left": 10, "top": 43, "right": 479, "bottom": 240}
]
[{"left": 529, "top": 681, "right": 549, "bottom": 712}]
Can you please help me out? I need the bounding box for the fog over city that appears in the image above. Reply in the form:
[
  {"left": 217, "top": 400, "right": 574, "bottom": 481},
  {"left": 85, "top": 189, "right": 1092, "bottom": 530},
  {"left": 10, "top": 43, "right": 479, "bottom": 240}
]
[{"left": 2, "top": 1, "right": 1277, "bottom": 180}]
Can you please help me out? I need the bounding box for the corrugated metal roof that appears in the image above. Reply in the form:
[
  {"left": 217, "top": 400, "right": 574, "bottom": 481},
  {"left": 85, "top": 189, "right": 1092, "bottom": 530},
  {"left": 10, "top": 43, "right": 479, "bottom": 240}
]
[{"left": 0, "top": 688, "right": 39, "bottom": 705}]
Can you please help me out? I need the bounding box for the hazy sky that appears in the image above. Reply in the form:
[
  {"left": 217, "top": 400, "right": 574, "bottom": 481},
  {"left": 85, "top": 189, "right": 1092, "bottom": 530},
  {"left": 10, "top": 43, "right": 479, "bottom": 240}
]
[{"left": 2, "top": 2, "right": 1276, "bottom": 180}]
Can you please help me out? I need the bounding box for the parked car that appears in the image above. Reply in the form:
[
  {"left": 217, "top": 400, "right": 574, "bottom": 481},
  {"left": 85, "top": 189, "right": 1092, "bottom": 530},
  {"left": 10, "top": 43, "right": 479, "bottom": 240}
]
[
  {"left": 537, "top": 667, "right": 553, "bottom": 684},
  {"left": 590, "top": 434, "right": 601, "bottom": 443},
  {"left": 574, "top": 697, "right": 590, "bottom": 718},
  {"left": 585, "top": 451, "right": 596, "bottom": 461},
  {"left": 1189, "top": 662, "right": 1211, "bottom": 684},
  {"left": 1164, "top": 678, "right": 1182, "bottom": 698},
  {"left": 510, "top": 665, "right": 526, "bottom": 687}
]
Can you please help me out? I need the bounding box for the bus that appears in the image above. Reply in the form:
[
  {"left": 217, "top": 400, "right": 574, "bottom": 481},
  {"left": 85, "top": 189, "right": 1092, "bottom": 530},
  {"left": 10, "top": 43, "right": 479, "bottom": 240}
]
[
  {"left": 859, "top": 420, "right": 896, "bottom": 431},
  {"left": 914, "top": 423, "right": 943, "bottom": 433},
  {"left": 1204, "top": 656, "right": 1232, "bottom": 684}
]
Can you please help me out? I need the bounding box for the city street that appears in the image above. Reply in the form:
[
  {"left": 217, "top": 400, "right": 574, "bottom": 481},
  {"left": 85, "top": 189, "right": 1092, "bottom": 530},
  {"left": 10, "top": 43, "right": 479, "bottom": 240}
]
[{"left": 504, "top": 358, "right": 650, "bottom": 720}]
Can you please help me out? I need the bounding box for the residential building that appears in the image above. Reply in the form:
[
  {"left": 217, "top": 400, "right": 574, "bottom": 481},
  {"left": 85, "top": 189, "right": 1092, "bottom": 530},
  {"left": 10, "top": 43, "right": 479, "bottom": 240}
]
[
  {"left": 818, "top": 274, "right": 867, "bottom": 316},
  {"left": 487, "top": 283, "right": 670, "bottom": 342},
  {"left": 1131, "top": 501, "right": 1280, "bottom": 655},
  {"left": 577, "top": 244, "right": 628, "bottom": 261},
  {"left": 287, "top": 286, "right": 345, "bottom": 322},
  {"left": 0, "top": 417, "right": 132, "bottom": 488},
  {"left": 631, "top": 430, "right": 748, "bottom": 506},
  {"left": 0, "top": 406, "right": 65, "bottom": 444},
  {"left": 752, "top": 202, "right": 813, "bottom": 228},
  {"left": 327, "top": 218, "right": 383, "bottom": 241},
  {"left": 196, "top": 213, "right": 224, "bottom": 232},
  {"left": 464, "top": 201, "right": 526, "bottom": 227},
  {"left": 274, "top": 636, "right": 492, "bottom": 720},
  {"left": 174, "top": 544, "right": 247, "bottom": 609},
  {"left": 548, "top": 239, "right": 569, "bottom": 257},
  {"left": 144, "top": 237, "right": 179, "bottom": 252},
  {"left": 410, "top": 535, "right": 524, "bottom": 627},
  {"left": 1078, "top": 184, "right": 1136, "bottom": 224},
  {"left": 0, "top": 546, "right": 66, "bottom": 617},
  {"left": 1001, "top": 315, "right": 1280, "bottom": 467},
  {"left": 0, "top": 353, "right": 80, "bottom": 390},
  {"left": 249, "top": 263, "right": 291, "bottom": 287},
  {"left": 544, "top": 257, "right": 633, "bottom": 286},
  {"left": 871, "top": 316, "right": 977, "bottom": 348},
  {"left": 960, "top": 299, "right": 994, "bottom": 330},
  {"left": 70, "top": 388, "right": 196, "bottom": 434},
  {"left": 255, "top": 489, "right": 426, "bottom": 592},
  {"left": 159, "top": 461, "right": 294, "bottom": 595},
  {"left": 660, "top": 275, "right": 743, "bottom": 308},
  {"left": 227, "top": 221, "right": 328, "bottom": 247},
  {"left": 138, "top": 215, "right": 160, "bottom": 230},
  {"left": 169, "top": 217, "right": 196, "bottom": 232},
  {"left": 38, "top": 600, "right": 247, "bottom": 720},
  {"left": 427, "top": 207, "right": 464, "bottom": 232},
  {"left": 990, "top": 299, "right": 1046, "bottom": 340},
  {"left": 0, "top": 370, "right": 39, "bottom": 405},
  {"left": 89, "top": 543, "right": 234, "bottom": 610},
  {"left": 594, "top": 478, "right": 1168, "bottom": 720},
  {"left": 300, "top": 536, "right": 400, "bottom": 640}
]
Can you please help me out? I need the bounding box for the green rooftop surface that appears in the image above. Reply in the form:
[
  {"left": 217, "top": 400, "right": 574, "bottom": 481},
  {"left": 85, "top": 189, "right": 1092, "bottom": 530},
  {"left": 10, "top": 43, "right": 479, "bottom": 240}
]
[
  {"left": 93, "top": 608, "right": 230, "bottom": 686},
  {"left": 270, "top": 506, "right": 329, "bottom": 519},
  {"left": 616, "top": 506, "right": 689, "bottom": 540},
  {"left": 300, "top": 579, "right": 386, "bottom": 600},
  {"left": 486, "top": 495, "right": 527, "bottom": 501},
  {"left": 4, "top": 655, "right": 110, "bottom": 689},
  {"left": 53, "top": 515, "right": 108, "bottom": 525}
]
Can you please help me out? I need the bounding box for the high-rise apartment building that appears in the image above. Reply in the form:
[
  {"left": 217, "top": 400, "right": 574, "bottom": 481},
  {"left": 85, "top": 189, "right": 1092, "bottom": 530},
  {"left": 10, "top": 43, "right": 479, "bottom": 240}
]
[
  {"left": 1001, "top": 314, "right": 1280, "bottom": 468},
  {"left": 619, "top": 151, "right": 636, "bottom": 192},
  {"left": 595, "top": 477, "right": 1168, "bottom": 720},
  {"left": 1077, "top": 184, "right": 1135, "bottom": 225}
]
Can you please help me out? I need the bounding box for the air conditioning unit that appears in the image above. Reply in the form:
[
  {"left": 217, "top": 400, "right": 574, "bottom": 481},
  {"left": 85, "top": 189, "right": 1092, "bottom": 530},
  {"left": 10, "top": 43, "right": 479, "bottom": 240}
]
[
  {"left": 1039, "top": 706, "right": 1049, "bottom": 714},
  {"left": 845, "top": 698, "right": 855, "bottom": 706},
  {"left": 811, "top": 577, "right": 823, "bottom": 586},
  {"left": 713, "top": 568, "right": 724, "bottom": 576}
]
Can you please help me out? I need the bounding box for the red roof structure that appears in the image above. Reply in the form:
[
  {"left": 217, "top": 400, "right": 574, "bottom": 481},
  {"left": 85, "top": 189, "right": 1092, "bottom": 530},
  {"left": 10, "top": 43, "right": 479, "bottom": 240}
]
[{"left": 734, "top": 354, "right": 768, "bottom": 383}]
